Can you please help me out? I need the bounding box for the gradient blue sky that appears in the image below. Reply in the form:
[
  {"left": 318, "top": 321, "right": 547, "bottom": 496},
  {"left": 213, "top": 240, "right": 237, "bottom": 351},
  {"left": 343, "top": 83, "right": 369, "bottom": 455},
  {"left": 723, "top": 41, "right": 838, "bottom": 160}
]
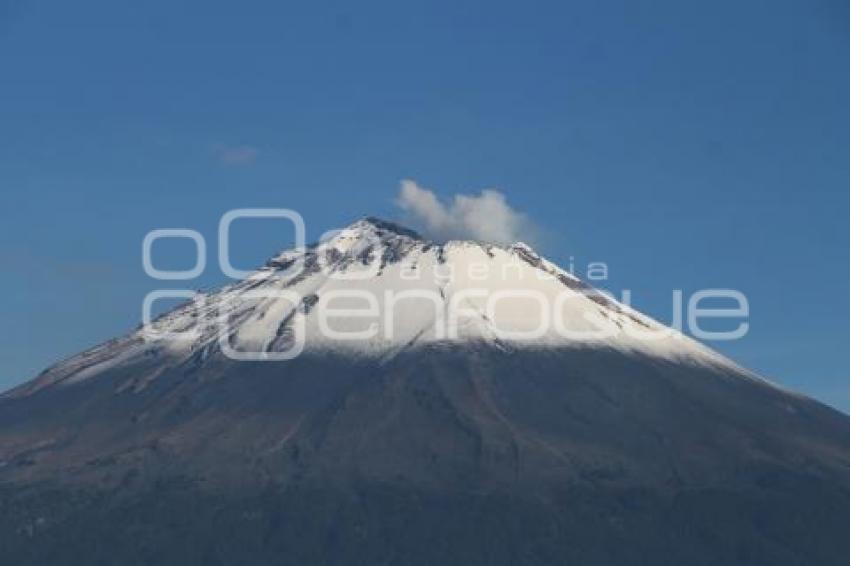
[{"left": 1, "top": 0, "right": 848, "bottom": 411}]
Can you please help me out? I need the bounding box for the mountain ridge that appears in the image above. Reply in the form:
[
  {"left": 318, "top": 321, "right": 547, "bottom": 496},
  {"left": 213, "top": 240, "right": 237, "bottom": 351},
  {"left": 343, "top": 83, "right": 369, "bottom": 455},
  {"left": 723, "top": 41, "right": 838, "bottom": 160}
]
[
  {"left": 6, "top": 217, "right": 752, "bottom": 401},
  {"left": 2, "top": 217, "right": 850, "bottom": 565}
]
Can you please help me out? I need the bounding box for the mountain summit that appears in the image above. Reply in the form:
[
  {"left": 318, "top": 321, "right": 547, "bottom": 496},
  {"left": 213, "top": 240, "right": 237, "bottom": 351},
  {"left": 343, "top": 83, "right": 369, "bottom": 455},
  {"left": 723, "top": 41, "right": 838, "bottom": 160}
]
[
  {"left": 8, "top": 217, "right": 739, "bottom": 398},
  {"left": 2, "top": 218, "right": 850, "bottom": 565}
]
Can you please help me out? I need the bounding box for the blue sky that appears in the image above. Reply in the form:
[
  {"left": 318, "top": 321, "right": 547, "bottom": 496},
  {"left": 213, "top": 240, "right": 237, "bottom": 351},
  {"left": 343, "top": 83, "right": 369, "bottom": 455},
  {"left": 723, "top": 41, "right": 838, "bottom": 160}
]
[{"left": 1, "top": 0, "right": 848, "bottom": 411}]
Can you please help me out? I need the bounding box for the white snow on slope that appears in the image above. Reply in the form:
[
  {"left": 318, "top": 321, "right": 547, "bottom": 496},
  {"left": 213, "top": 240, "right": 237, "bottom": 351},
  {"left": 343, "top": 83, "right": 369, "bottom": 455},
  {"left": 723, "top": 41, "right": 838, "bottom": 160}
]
[{"left": 11, "top": 217, "right": 749, "bottom": 395}]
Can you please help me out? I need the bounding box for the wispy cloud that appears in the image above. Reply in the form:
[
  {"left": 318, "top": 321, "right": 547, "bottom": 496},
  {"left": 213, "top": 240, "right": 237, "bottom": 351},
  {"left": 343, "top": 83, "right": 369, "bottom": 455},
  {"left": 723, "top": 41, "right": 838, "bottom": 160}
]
[
  {"left": 395, "top": 180, "right": 535, "bottom": 245},
  {"left": 214, "top": 144, "right": 259, "bottom": 166}
]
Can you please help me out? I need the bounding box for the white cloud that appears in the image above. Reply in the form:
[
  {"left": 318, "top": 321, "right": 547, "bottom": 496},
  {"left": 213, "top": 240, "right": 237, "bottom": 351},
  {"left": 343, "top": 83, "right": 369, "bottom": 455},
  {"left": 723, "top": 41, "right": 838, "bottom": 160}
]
[
  {"left": 215, "top": 144, "right": 259, "bottom": 166},
  {"left": 395, "top": 180, "right": 534, "bottom": 245}
]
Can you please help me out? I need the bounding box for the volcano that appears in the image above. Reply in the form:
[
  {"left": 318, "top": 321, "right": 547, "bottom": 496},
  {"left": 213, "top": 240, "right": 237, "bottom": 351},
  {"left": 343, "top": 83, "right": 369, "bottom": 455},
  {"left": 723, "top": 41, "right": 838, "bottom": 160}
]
[{"left": 2, "top": 217, "right": 850, "bottom": 565}]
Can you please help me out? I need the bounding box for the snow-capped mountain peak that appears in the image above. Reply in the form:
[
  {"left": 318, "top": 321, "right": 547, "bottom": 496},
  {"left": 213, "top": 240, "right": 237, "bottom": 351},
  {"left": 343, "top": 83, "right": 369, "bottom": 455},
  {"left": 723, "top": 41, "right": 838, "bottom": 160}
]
[{"left": 10, "top": 217, "right": 742, "bottom": 396}]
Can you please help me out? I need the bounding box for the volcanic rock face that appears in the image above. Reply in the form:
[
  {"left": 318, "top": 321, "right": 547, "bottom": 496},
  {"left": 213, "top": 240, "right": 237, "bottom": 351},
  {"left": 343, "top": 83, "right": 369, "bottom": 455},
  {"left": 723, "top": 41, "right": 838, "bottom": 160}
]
[{"left": 2, "top": 218, "right": 850, "bottom": 565}]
